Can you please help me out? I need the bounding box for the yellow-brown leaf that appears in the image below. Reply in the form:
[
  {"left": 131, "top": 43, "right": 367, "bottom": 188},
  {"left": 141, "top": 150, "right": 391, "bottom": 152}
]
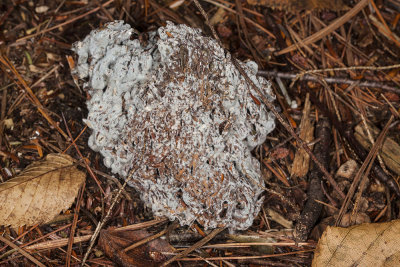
[
  {"left": 313, "top": 220, "right": 400, "bottom": 267},
  {"left": 0, "top": 154, "right": 85, "bottom": 227}
]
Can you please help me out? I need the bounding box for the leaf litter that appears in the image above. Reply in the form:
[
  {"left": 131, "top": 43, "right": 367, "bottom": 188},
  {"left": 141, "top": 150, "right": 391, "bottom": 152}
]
[{"left": 0, "top": 154, "right": 85, "bottom": 227}]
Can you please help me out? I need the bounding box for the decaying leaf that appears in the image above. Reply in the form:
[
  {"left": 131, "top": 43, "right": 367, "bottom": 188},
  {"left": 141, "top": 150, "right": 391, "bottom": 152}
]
[
  {"left": 312, "top": 219, "right": 400, "bottom": 267},
  {"left": 98, "top": 228, "right": 174, "bottom": 267},
  {"left": 354, "top": 123, "right": 400, "bottom": 176},
  {"left": 0, "top": 153, "right": 85, "bottom": 227},
  {"left": 247, "top": 0, "right": 348, "bottom": 11},
  {"left": 227, "top": 233, "right": 276, "bottom": 254}
]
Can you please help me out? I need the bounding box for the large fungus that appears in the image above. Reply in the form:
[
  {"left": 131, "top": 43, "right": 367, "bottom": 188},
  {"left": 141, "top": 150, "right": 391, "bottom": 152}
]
[{"left": 72, "top": 21, "right": 275, "bottom": 230}]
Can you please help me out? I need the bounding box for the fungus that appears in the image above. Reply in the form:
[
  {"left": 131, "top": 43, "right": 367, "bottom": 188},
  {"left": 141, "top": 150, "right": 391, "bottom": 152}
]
[{"left": 72, "top": 21, "right": 275, "bottom": 230}]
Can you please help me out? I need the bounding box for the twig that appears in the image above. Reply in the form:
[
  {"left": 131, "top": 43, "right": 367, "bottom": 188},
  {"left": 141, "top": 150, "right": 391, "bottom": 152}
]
[
  {"left": 114, "top": 218, "right": 169, "bottom": 231},
  {"left": 21, "top": 220, "right": 166, "bottom": 253},
  {"left": 66, "top": 183, "right": 85, "bottom": 267},
  {"left": 369, "top": 0, "right": 400, "bottom": 47},
  {"left": 31, "top": 65, "right": 60, "bottom": 88},
  {"left": 24, "top": 235, "right": 92, "bottom": 252},
  {"left": 61, "top": 113, "right": 105, "bottom": 195},
  {"left": 309, "top": 92, "right": 400, "bottom": 197},
  {"left": 295, "top": 63, "right": 400, "bottom": 77},
  {"left": 61, "top": 116, "right": 87, "bottom": 267},
  {"left": 294, "top": 118, "right": 330, "bottom": 242},
  {"left": 81, "top": 159, "right": 143, "bottom": 265},
  {"left": 336, "top": 115, "right": 395, "bottom": 225},
  {"left": 0, "top": 224, "right": 38, "bottom": 256},
  {"left": 200, "top": 0, "right": 275, "bottom": 38},
  {"left": 203, "top": 242, "right": 315, "bottom": 248},
  {"left": 0, "top": 56, "right": 68, "bottom": 139},
  {"left": 94, "top": 0, "right": 114, "bottom": 21},
  {"left": 258, "top": 70, "right": 400, "bottom": 94},
  {"left": 276, "top": 0, "right": 369, "bottom": 55},
  {"left": 173, "top": 249, "right": 314, "bottom": 261},
  {"left": 0, "top": 236, "right": 46, "bottom": 267},
  {"left": 123, "top": 221, "right": 178, "bottom": 252},
  {"left": 162, "top": 227, "right": 225, "bottom": 266},
  {"left": 16, "top": 0, "right": 115, "bottom": 43}
]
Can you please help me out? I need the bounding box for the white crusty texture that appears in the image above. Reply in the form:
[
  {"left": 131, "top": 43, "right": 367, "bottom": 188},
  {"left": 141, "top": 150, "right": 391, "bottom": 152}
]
[{"left": 72, "top": 21, "right": 275, "bottom": 230}]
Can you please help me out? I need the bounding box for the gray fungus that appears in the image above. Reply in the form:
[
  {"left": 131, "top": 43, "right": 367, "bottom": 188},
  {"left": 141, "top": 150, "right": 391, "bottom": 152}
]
[{"left": 72, "top": 21, "right": 275, "bottom": 230}]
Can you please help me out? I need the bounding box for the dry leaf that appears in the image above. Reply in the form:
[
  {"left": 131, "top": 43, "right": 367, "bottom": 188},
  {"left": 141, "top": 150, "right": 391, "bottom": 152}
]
[
  {"left": 227, "top": 234, "right": 276, "bottom": 254},
  {"left": 0, "top": 154, "right": 85, "bottom": 227},
  {"left": 291, "top": 94, "right": 314, "bottom": 178},
  {"left": 98, "top": 228, "right": 174, "bottom": 267},
  {"left": 354, "top": 123, "right": 400, "bottom": 176},
  {"left": 312, "top": 219, "right": 400, "bottom": 267}
]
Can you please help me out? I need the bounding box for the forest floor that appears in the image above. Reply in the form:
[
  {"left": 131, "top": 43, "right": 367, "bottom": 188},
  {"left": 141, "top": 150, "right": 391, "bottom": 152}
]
[{"left": 1, "top": 0, "right": 400, "bottom": 266}]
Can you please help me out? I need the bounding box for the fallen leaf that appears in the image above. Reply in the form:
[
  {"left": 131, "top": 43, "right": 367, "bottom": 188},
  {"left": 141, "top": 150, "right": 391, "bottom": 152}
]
[
  {"left": 227, "top": 234, "right": 276, "bottom": 254},
  {"left": 338, "top": 212, "right": 370, "bottom": 227},
  {"left": 98, "top": 228, "right": 174, "bottom": 267},
  {"left": 354, "top": 123, "right": 400, "bottom": 176},
  {"left": 0, "top": 154, "right": 85, "bottom": 227},
  {"left": 312, "top": 219, "right": 400, "bottom": 267}
]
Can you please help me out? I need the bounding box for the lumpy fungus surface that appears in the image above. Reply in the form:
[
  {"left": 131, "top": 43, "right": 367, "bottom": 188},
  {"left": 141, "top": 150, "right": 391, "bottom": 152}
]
[{"left": 72, "top": 21, "right": 275, "bottom": 230}]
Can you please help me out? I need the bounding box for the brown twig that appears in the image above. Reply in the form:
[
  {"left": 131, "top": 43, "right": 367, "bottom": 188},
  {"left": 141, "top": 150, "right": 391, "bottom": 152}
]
[
  {"left": 61, "top": 113, "right": 105, "bottom": 195},
  {"left": 81, "top": 157, "right": 144, "bottom": 265},
  {"left": 0, "top": 56, "right": 68, "bottom": 139},
  {"left": 0, "top": 236, "right": 45, "bottom": 267},
  {"left": 66, "top": 183, "right": 86, "bottom": 266},
  {"left": 61, "top": 115, "right": 88, "bottom": 267},
  {"left": 294, "top": 118, "right": 331, "bottom": 242},
  {"left": 308, "top": 91, "right": 400, "bottom": 198},
  {"left": 336, "top": 115, "right": 395, "bottom": 225},
  {"left": 16, "top": 0, "right": 115, "bottom": 43},
  {"left": 123, "top": 221, "right": 178, "bottom": 252},
  {"left": 162, "top": 227, "right": 225, "bottom": 266},
  {"left": 174, "top": 249, "right": 314, "bottom": 261},
  {"left": 258, "top": 70, "right": 400, "bottom": 94},
  {"left": 201, "top": 0, "right": 275, "bottom": 38},
  {"left": 276, "top": 0, "right": 369, "bottom": 55}
]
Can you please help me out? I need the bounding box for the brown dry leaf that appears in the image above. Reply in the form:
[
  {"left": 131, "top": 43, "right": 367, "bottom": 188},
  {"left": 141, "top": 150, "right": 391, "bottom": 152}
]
[
  {"left": 312, "top": 219, "right": 400, "bottom": 267},
  {"left": 0, "top": 153, "right": 85, "bottom": 227},
  {"left": 247, "top": 0, "right": 348, "bottom": 11},
  {"left": 98, "top": 228, "right": 174, "bottom": 267},
  {"left": 354, "top": 123, "right": 400, "bottom": 176}
]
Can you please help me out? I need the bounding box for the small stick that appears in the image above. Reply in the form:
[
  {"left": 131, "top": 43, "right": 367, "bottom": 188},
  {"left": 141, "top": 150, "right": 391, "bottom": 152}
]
[
  {"left": 294, "top": 118, "right": 331, "bottom": 242},
  {"left": 162, "top": 227, "right": 225, "bottom": 266},
  {"left": 16, "top": 0, "right": 115, "bottom": 43},
  {"left": 123, "top": 221, "right": 178, "bottom": 252},
  {"left": 258, "top": 70, "right": 400, "bottom": 94},
  {"left": 0, "top": 236, "right": 45, "bottom": 267},
  {"left": 81, "top": 158, "right": 143, "bottom": 265},
  {"left": 309, "top": 92, "right": 400, "bottom": 197},
  {"left": 276, "top": 0, "right": 369, "bottom": 55}
]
